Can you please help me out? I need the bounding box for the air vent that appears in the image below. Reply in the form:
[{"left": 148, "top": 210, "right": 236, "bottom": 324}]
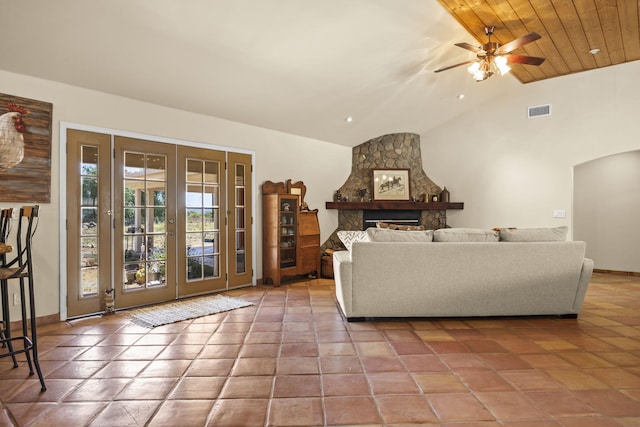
[{"left": 528, "top": 104, "right": 551, "bottom": 118}]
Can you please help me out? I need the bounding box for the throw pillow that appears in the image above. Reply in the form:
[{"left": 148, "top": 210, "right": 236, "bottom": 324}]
[
  {"left": 337, "top": 230, "right": 369, "bottom": 251},
  {"left": 433, "top": 228, "right": 499, "bottom": 242},
  {"left": 366, "top": 227, "right": 433, "bottom": 242},
  {"left": 499, "top": 226, "right": 568, "bottom": 242},
  {"left": 376, "top": 222, "right": 425, "bottom": 231}
]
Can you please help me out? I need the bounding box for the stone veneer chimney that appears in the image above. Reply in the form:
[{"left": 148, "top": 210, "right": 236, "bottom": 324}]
[{"left": 322, "top": 132, "right": 447, "bottom": 251}]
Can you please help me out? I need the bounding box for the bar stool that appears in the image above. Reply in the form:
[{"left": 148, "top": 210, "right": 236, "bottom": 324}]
[{"left": 0, "top": 205, "right": 46, "bottom": 392}]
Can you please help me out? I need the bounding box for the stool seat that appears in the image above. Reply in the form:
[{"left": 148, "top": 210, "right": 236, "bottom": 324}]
[{"left": 0, "top": 267, "right": 27, "bottom": 280}]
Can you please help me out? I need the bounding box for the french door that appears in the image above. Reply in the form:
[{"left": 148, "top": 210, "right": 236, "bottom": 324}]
[
  {"left": 113, "top": 136, "right": 177, "bottom": 308},
  {"left": 66, "top": 129, "right": 253, "bottom": 318}
]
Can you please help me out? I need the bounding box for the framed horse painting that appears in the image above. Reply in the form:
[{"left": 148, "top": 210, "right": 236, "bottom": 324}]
[{"left": 371, "top": 168, "right": 410, "bottom": 201}]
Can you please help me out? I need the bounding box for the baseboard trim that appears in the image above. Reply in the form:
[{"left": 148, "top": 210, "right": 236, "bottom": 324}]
[
  {"left": 7, "top": 312, "right": 60, "bottom": 332},
  {"left": 593, "top": 269, "right": 640, "bottom": 277}
]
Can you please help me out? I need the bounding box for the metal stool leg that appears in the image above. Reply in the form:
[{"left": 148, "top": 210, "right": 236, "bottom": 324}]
[
  {"left": 0, "top": 208, "right": 18, "bottom": 367},
  {"left": 19, "top": 278, "right": 35, "bottom": 376},
  {"left": 28, "top": 279, "right": 45, "bottom": 391},
  {"left": 1, "top": 280, "right": 19, "bottom": 368}
]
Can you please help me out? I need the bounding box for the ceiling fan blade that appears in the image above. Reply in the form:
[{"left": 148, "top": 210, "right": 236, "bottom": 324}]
[
  {"left": 505, "top": 54, "right": 545, "bottom": 66},
  {"left": 434, "top": 60, "right": 475, "bottom": 73},
  {"left": 498, "top": 32, "right": 542, "bottom": 53},
  {"left": 454, "top": 42, "right": 481, "bottom": 53}
]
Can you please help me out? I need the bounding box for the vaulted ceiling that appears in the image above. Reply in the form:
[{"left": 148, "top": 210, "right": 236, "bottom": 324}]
[
  {"left": 437, "top": 0, "right": 640, "bottom": 84},
  {"left": 0, "top": 1, "right": 637, "bottom": 147}
]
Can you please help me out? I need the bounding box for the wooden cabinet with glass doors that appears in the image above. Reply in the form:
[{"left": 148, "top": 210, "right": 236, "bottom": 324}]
[{"left": 262, "top": 180, "right": 320, "bottom": 286}]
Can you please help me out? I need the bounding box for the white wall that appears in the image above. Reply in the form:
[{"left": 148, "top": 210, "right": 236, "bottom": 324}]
[
  {"left": 421, "top": 61, "right": 640, "bottom": 237},
  {"left": 0, "top": 70, "right": 350, "bottom": 319},
  {"left": 574, "top": 150, "right": 640, "bottom": 272}
]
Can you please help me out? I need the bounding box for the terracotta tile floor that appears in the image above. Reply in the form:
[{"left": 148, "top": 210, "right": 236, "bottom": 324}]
[{"left": 1, "top": 272, "right": 640, "bottom": 426}]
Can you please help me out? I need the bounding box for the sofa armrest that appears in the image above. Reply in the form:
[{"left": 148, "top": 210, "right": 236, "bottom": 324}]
[
  {"left": 333, "top": 251, "right": 353, "bottom": 317},
  {"left": 572, "top": 258, "right": 594, "bottom": 312}
]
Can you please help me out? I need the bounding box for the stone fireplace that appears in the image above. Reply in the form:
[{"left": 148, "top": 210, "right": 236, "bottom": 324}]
[{"left": 321, "top": 132, "right": 462, "bottom": 251}]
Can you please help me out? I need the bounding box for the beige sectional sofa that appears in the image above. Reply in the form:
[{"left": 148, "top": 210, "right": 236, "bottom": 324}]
[{"left": 333, "top": 227, "right": 594, "bottom": 321}]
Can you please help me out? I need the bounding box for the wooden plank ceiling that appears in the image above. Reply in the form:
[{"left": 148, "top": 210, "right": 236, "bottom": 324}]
[{"left": 437, "top": 0, "right": 640, "bottom": 83}]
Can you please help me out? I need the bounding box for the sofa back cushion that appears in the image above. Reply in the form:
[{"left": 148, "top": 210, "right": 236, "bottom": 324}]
[
  {"left": 499, "top": 226, "right": 568, "bottom": 242},
  {"left": 433, "top": 228, "right": 499, "bottom": 242},
  {"left": 366, "top": 227, "right": 433, "bottom": 242}
]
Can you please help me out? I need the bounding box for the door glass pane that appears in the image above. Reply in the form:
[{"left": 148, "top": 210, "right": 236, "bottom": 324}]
[
  {"left": 124, "top": 152, "right": 145, "bottom": 178},
  {"left": 204, "top": 208, "right": 216, "bottom": 230},
  {"left": 204, "top": 255, "right": 218, "bottom": 278},
  {"left": 185, "top": 159, "right": 221, "bottom": 282},
  {"left": 236, "top": 207, "right": 245, "bottom": 229},
  {"left": 146, "top": 154, "right": 167, "bottom": 180},
  {"left": 81, "top": 177, "right": 98, "bottom": 205},
  {"left": 80, "top": 146, "right": 99, "bottom": 298},
  {"left": 236, "top": 230, "right": 245, "bottom": 251},
  {"left": 204, "top": 161, "right": 219, "bottom": 184},
  {"left": 149, "top": 182, "right": 166, "bottom": 206},
  {"left": 187, "top": 208, "right": 203, "bottom": 232},
  {"left": 206, "top": 231, "right": 219, "bottom": 253},
  {"left": 186, "top": 159, "right": 203, "bottom": 183},
  {"left": 122, "top": 151, "right": 168, "bottom": 291},
  {"left": 187, "top": 185, "right": 203, "bottom": 207},
  {"left": 204, "top": 186, "right": 218, "bottom": 207},
  {"left": 235, "top": 164, "right": 246, "bottom": 274},
  {"left": 81, "top": 146, "right": 98, "bottom": 174}
]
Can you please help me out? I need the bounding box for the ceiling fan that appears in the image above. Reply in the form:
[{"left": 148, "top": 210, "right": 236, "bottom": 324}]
[{"left": 434, "top": 26, "right": 545, "bottom": 81}]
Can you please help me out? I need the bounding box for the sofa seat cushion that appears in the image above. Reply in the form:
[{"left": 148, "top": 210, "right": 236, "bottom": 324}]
[
  {"left": 366, "top": 227, "right": 433, "bottom": 242},
  {"left": 433, "top": 228, "right": 499, "bottom": 242},
  {"left": 499, "top": 226, "right": 568, "bottom": 242}
]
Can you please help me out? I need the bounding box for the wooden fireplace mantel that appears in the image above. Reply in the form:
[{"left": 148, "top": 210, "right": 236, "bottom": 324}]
[{"left": 325, "top": 201, "right": 463, "bottom": 210}]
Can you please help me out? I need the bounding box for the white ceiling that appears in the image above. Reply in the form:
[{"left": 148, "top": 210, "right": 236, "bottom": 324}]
[{"left": 0, "top": 0, "right": 525, "bottom": 147}]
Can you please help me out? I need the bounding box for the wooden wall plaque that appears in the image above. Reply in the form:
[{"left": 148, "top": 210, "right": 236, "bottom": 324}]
[{"left": 0, "top": 93, "right": 53, "bottom": 203}]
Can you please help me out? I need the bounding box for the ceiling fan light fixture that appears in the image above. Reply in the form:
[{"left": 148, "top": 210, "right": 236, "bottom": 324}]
[
  {"left": 494, "top": 56, "right": 511, "bottom": 75},
  {"left": 467, "top": 61, "right": 485, "bottom": 81},
  {"left": 473, "top": 70, "right": 487, "bottom": 81},
  {"left": 436, "top": 27, "right": 544, "bottom": 82},
  {"left": 467, "top": 55, "right": 510, "bottom": 81},
  {"left": 467, "top": 61, "right": 480, "bottom": 73}
]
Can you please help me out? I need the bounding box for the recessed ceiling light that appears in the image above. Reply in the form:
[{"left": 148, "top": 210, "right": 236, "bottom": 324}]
[
  {"left": 456, "top": 94, "right": 465, "bottom": 100},
  {"left": 589, "top": 48, "right": 601, "bottom": 55},
  {"left": 345, "top": 116, "right": 353, "bottom": 123}
]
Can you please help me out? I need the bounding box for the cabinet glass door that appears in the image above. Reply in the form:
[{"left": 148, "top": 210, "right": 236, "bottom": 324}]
[{"left": 279, "top": 196, "right": 298, "bottom": 269}]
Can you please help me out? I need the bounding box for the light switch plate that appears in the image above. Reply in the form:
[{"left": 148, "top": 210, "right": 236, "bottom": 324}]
[{"left": 552, "top": 209, "right": 566, "bottom": 218}]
